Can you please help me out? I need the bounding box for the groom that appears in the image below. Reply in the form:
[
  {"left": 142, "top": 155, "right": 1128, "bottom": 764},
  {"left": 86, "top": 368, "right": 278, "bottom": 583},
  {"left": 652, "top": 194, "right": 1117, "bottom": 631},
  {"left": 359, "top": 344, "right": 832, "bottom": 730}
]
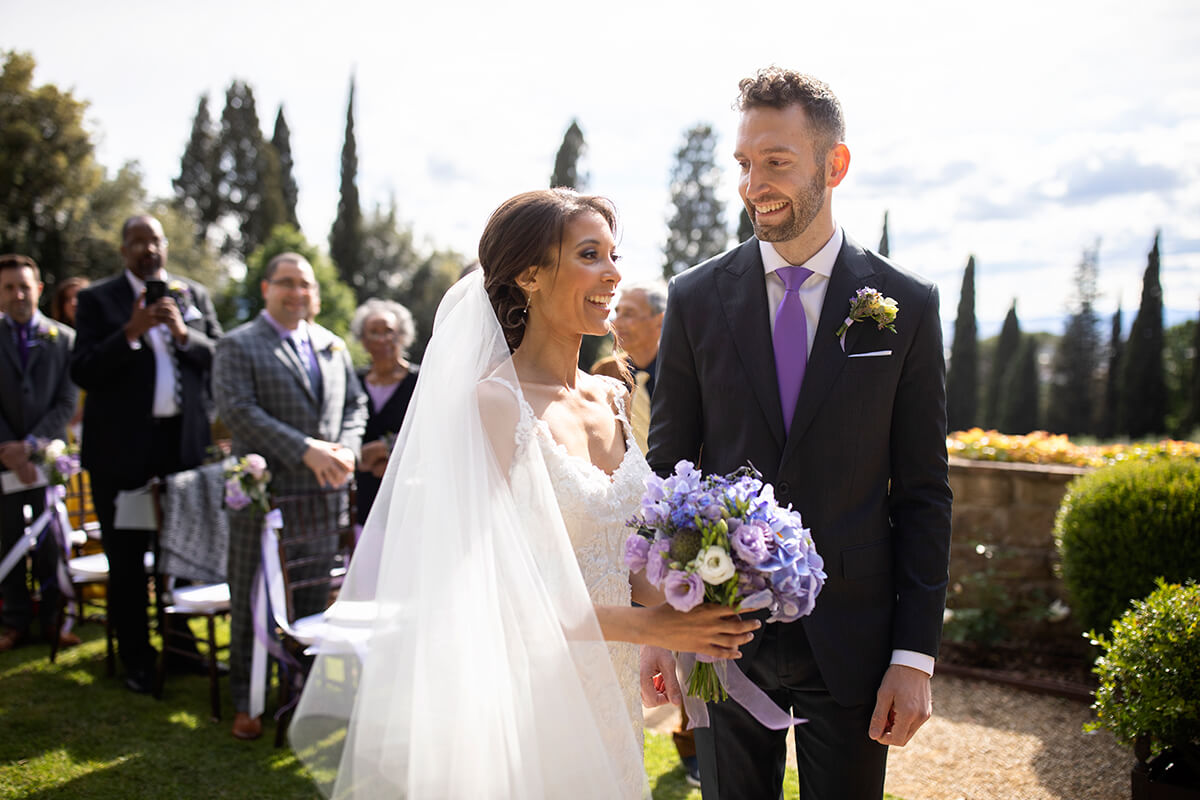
[{"left": 644, "top": 67, "right": 952, "bottom": 799}]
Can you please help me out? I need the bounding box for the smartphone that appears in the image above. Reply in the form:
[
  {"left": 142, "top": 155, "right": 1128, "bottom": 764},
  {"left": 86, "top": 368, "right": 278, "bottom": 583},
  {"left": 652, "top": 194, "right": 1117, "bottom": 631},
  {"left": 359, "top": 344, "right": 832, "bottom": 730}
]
[{"left": 144, "top": 279, "right": 167, "bottom": 304}]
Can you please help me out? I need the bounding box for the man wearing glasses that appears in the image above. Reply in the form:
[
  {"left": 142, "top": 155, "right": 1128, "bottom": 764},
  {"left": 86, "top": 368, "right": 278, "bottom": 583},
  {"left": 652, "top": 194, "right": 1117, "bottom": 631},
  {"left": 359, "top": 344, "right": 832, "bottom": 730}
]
[
  {"left": 70, "top": 215, "right": 223, "bottom": 693},
  {"left": 213, "top": 252, "right": 366, "bottom": 740}
]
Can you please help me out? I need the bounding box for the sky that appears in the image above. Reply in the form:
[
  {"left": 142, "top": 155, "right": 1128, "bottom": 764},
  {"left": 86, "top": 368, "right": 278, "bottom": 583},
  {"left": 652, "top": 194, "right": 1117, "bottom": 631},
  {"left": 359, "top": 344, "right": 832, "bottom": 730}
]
[{"left": 4, "top": 0, "right": 1199, "bottom": 337}]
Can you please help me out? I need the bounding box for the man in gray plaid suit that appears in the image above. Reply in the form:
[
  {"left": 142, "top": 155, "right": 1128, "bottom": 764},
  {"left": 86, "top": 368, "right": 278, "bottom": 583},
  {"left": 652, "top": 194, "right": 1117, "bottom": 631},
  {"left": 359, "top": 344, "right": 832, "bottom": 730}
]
[{"left": 213, "top": 253, "right": 367, "bottom": 741}]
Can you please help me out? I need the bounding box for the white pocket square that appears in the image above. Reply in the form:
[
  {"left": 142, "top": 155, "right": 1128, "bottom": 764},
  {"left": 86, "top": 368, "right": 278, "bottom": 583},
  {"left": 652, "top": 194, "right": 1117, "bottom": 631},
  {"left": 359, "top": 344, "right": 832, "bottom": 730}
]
[
  {"left": 848, "top": 350, "right": 892, "bottom": 358},
  {"left": 183, "top": 305, "right": 203, "bottom": 322}
]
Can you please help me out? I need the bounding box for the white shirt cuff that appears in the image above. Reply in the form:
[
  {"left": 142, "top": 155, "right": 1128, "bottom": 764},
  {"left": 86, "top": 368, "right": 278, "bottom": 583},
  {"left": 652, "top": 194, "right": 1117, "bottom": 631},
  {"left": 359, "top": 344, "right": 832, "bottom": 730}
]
[{"left": 891, "top": 649, "right": 935, "bottom": 676}]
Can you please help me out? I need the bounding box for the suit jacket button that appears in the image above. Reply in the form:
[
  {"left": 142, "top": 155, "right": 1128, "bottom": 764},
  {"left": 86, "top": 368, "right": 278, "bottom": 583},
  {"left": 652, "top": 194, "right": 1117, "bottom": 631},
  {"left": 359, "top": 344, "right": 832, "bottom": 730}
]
[{"left": 777, "top": 481, "right": 790, "bottom": 495}]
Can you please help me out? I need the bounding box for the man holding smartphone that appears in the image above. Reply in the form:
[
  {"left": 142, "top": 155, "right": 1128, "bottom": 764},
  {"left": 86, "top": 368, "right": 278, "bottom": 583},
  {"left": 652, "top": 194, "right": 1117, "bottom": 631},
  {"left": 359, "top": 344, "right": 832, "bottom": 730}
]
[{"left": 70, "top": 215, "right": 223, "bottom": 693}]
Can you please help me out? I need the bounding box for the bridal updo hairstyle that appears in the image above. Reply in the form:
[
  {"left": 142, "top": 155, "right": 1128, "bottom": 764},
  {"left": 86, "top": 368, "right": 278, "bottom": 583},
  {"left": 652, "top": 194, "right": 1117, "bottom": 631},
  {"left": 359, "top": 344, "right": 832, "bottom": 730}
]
[
  {"left": 480, "top": 188, "right": 618, "bottom": 352},
  {"left": 735, "top": 66, "right": 845, "bottom": 161}
]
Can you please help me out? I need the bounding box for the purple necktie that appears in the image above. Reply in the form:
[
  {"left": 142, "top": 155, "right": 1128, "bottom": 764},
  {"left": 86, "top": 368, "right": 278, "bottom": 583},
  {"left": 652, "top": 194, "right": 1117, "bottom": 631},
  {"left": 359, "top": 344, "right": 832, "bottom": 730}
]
[
  {"left": 16, "top": 323, "right": 30, "bottom": 370},
  {"left": 773, "top": 266, "right": 813, "bottom": 434}
]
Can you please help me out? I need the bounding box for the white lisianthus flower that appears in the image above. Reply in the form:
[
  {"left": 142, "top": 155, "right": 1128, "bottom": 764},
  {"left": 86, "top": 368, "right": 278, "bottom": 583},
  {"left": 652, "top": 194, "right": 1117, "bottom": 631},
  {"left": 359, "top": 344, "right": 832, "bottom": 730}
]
[
  {"left": 43, "top": 439, "right": 66, "bottom": 460},
  {"left": 696, "top": 545, "right": 736, "bottom": 585}
]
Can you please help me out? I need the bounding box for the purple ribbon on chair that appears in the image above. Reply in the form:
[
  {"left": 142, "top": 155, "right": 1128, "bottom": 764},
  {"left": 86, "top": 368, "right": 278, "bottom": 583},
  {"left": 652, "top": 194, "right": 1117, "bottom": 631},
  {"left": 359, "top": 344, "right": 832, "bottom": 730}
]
[
  {"left": 0, "top": 485, "right": 72, "bottom": 600},
  {"left": 676, "top": 652, "right": 805, "bottom": 731}
]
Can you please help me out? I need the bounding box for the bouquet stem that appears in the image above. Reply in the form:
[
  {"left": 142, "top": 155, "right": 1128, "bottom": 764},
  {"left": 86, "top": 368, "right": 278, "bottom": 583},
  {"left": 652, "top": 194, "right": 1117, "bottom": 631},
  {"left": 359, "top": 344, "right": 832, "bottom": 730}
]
[{"left": 686, "top": 661, "right": 729, "bottom": 703}]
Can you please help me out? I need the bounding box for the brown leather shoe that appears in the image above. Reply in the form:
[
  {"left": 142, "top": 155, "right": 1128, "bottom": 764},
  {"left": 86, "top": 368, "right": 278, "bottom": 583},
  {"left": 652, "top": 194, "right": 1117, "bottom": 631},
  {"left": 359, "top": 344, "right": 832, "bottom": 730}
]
[
  {"left": 232, "top": 712, "right": 263, "bottom": 740},
  {"left": 0, "top": 627, "right": 27, "bottom": 652},
  {"left": 55, "top": 630, "right": 82, "bottom": 649}
]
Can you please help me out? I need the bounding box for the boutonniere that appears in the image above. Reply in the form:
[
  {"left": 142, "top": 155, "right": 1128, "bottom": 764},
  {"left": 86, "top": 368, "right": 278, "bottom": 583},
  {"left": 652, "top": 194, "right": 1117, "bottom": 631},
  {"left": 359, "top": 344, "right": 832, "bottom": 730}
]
[
  {"left": 834, "top": 286, "right": 898, "bottom": 352},
  {"left": 167, "top": 279, "right": 192, "bottom": 303},
  {"left": 41, "top": 324, "right": 59, "bottom": 342},
  {"left": 328, "top": 339, "right": 345, "bottom": 353}
]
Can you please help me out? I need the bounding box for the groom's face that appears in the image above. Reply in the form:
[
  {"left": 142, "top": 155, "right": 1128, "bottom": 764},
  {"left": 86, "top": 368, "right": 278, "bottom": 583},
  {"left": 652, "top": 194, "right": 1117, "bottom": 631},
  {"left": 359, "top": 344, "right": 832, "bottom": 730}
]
[{"left": 735, "top": 104, "right": 829, "bottom": 247}]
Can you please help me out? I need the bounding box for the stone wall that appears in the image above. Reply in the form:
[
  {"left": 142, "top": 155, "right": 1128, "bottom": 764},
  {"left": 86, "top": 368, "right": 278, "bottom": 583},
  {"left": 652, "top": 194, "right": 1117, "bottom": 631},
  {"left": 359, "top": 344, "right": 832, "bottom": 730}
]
[{"left": 945, "top": 457, "right": 1092, "bottom": 650}]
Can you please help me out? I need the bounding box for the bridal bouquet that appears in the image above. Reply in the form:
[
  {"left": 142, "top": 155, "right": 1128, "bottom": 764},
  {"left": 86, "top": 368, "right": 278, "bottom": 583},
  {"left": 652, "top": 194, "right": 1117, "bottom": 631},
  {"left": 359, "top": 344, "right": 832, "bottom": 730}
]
[
  {"left": 224, "top": 453, "right": 272, "bottom": 513},
  {"left": 624, "top": 460, "right": 826, "bottom": 701},
  {"left": 29, "top": 438, "right": 81, "bottom": 486}
]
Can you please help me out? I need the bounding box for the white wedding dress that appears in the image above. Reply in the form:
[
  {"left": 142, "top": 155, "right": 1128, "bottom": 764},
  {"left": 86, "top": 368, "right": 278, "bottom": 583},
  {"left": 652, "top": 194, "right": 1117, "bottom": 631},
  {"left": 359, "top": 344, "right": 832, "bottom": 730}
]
[{"left": 290, "top": 272, "right": 651, "bottom": 799}]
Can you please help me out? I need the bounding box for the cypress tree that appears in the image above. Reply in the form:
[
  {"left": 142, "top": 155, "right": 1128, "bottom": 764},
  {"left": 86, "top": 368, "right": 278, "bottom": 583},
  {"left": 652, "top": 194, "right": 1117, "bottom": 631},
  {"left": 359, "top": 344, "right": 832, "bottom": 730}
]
[
  {"left": 550, "top": 120, "right": 586, "bottom": 189},
  {"left": 737, "top": 208, "right": 754, "bottom": 242},
  {"left": 330, "top": 75, "right": 363, "bottom": 295},
  {"left": 215, "top": 79, "right": 284, "bottom": 257},
  {"left": 998, "top": 335, "right": 1039, "bottom": 434},
  {"left": 663, "top": 123, "right": 727, "bottom": 279},
  {"left": 1097, "top": 306, "right": 1123, "bottom": 439},
  {"left": 984, "top": 301, "right": 1021, "bottom": 428},
  {"left": 1189, "top": 304, "right": 1200, "bottom": 435},
  {"left": 1120, "top": 232, "right": 1167, "bottom": 437},
  {"left": 1046, "top": 243, "right": 1102, "bottom": 436},
  {"left": 945, "top": 255, "right": 978, "bottom": 431},
  {"left": 272, "top": 105, "right": 300, "bottom": 229},
  {"left": 878, "top": 210, "right": 890, "bottom": 257},
  {"left": 173, "top": 93, "right": 220, "bottom": 244}
]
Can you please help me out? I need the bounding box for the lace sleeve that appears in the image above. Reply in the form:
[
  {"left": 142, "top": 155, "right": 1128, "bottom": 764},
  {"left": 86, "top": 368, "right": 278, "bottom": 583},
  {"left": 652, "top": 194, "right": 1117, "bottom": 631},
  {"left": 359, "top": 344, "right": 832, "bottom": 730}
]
[{"left": 479, "top": 375, "right": 536, "bottom": 451}]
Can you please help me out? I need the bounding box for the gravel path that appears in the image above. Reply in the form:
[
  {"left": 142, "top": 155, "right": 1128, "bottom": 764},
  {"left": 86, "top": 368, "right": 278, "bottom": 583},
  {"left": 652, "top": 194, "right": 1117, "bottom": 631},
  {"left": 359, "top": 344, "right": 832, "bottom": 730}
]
[{"left": 645, "top": 673, "right": 1130, "bottom": 799}]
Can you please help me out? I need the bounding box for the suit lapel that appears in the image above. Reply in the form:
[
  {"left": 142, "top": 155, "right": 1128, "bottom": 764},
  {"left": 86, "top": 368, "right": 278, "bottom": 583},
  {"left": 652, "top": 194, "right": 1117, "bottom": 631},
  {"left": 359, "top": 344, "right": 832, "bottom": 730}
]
[
  {"left": 0, "top": 318, "right": 21, "bottom": 374},
  {"left": 717, "top": 241, "right": 786, "bottom": 449},
  {"left": 781, "top": 237, "right": 879, "bottom": 464},
  {"left": 309, "top": 324, "right": 337, "bottom": 413}
]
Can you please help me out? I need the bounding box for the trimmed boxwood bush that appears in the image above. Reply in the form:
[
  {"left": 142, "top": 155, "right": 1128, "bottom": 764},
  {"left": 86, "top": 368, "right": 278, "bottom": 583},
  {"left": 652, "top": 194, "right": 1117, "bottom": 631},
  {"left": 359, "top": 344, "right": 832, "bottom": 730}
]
[
  {"left": 1087, "top": 579, "right": 1200, "bottom": 760},
  {"left": 1055, "top": 458, "right": 1200, "bottom": 635}
]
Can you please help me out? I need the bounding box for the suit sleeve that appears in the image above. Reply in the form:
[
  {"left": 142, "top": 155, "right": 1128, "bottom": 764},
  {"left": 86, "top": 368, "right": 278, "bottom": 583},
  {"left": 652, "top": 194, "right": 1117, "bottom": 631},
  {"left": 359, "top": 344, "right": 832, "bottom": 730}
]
[
  {"left": 213, "top": 334, "right": 310, "bottom": 469},
  {"left": 28, "top": 331, "right": 79, "bottom": 440},
  {"left": 70, "top": 285, "right": 140, "bottom": 390},
  {"left": 175, "top": 283, "right": 222, "bottom": 369},
  {"left": 646, "top": 276, "right": 703, "bottom": 478},
  {"left": 336, "top": 346, "right": 367, "bottom": 454},
  {"left": 887, "top": 282, "right": 953, "bottom": 657}
]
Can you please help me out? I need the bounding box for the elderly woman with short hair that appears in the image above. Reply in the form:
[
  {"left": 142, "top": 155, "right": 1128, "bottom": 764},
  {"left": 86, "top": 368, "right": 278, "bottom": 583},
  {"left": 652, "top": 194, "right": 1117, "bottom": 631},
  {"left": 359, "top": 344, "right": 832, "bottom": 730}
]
[{"left": 350, "top": 298, "right": 419, "bottom": 523}]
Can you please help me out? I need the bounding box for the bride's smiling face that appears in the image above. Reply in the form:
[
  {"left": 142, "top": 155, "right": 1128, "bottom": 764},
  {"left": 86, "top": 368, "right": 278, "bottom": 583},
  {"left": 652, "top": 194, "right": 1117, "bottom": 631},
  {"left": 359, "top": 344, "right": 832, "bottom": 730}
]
[{"left": 524, "top": 210, "right": 621, "bottom": 338}]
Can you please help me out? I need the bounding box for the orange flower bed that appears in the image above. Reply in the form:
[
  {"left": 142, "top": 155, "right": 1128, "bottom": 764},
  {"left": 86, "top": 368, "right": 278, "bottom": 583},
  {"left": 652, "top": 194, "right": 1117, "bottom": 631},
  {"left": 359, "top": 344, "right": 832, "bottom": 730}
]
[{"left": 946, "top": 428, "right": 1200, "bottom": 468}]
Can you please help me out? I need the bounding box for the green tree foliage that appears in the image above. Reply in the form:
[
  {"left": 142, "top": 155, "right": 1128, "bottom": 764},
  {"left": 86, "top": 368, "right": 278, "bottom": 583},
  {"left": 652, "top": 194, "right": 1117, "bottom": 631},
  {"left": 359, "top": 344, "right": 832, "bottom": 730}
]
[
  {"left": 272, "top": 106, "right": 300, "bottom": 229},
  {"left": 1046, "top": 243, "right": 1101, "bottom": 436},
  {"left": 663, "top": 123, "right": 727, "bottom": 279},
  {"left": 946, "top": 255, "right": 978, "bottom": 431},
  {"left": 0, "top": 51, "right": 102, "bottom": 286},
  {"left": 998, "top": 335, "right": 1039, "bottom": 434},
  {"left": 1191, "top": 308, "right": 1200, "bottom": 436},
  {"left": 1164, "top": 318, "right": 1197, "bottom": 438},
  {"left": 173, "top": 93, "right": 221, "bottom": 245},
  {"left": 330, "top": 76, "right": 364, "bottom": 295},
  {"left": 1097, "top": 306, "right": 1123, "bottom": 439},
  {"left": 737, "top": 208, "right": 754, "bottom": 243},
  {"left": 983, "top": 301, "right": 1020, "bottom": 428},
  {"left": 878, "top": 210, "right": 890, "bottom": 258},
  {"left": 236, "top": 225, "right": 355, "bottom": 337},
  {"left": 215, "top": 80, "right": 286, "bottom": 258},
  {"left": 550, "top": 119, "right": 587, "bottom": 190},
  {"left": 1120, "top": 232, "right": 1168, "bottom": 437},
  {"left": 395, "top": 252, "right": 464, "bottom": 363}
]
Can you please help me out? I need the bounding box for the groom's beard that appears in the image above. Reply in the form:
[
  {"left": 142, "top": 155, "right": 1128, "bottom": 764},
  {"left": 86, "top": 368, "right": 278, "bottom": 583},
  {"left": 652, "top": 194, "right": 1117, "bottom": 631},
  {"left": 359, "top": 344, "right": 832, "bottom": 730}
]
[{"left": 749, "top": 168, "right": 826, "bottom": 245}]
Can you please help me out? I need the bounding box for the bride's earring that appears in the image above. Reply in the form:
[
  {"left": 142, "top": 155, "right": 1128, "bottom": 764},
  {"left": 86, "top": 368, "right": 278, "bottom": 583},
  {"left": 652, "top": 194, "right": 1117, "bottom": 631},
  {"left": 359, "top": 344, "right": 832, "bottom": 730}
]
[{"left": 523, "top": 292, "right": 531, "bottom": 315}]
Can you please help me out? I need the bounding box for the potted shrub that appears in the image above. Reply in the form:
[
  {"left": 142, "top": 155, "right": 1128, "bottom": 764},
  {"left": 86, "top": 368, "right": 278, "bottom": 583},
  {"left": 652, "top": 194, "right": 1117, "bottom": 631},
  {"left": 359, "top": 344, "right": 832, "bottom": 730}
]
[{"left": 1088, "top": 579, "right": 1200, "bottom": 797}]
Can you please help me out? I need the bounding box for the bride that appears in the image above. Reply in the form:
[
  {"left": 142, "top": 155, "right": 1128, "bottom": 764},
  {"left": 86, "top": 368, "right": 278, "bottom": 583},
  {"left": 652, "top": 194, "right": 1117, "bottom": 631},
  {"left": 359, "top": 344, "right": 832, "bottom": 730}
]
[{"left": 289, "top": 189, "right": 758, "bottom": 798}]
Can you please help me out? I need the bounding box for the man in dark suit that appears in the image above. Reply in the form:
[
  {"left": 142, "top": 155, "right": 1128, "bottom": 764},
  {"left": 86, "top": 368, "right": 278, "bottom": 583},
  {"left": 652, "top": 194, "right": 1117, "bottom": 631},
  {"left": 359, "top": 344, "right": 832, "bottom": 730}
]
[
  {"left": 0, "top": 255, "right": 79, "bottom": 651},
  {"left": 643, "top": 68, "right": 953, "bottom": 799},
  {"left": 213, "top": 252, "right": 366, "bottom": 741},
  {"left": 70, "top": 215, "right": 222, "bottom": 693}
]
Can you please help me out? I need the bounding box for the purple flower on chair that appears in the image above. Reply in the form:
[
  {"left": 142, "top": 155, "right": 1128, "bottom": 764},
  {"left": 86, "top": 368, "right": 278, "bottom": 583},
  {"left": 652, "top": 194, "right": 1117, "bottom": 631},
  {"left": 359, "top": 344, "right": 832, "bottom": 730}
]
[{"left": 224, "top": 478, "right": 251, "bottom": 510}]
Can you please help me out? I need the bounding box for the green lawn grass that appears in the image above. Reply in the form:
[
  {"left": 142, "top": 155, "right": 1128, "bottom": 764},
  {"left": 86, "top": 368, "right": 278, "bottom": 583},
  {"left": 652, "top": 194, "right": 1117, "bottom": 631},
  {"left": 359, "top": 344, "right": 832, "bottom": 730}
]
[{"left": 1, "top": 623, "right": 901, "bottom": 799}]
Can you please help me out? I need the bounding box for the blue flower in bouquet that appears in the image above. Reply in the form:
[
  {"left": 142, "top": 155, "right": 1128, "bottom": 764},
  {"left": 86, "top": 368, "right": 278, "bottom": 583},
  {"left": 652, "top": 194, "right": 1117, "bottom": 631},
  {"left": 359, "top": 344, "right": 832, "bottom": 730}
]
[{"left": 695, "top": 491, "right": 726, "bottom": 523}]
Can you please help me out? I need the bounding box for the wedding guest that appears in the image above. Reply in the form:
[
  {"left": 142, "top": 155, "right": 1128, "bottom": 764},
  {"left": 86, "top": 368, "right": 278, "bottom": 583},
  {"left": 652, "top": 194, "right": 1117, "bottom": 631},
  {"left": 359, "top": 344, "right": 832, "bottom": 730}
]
[
  {"left": 349, "top": 299, "right": 418, "bottom": 524},
  {"left": 590, "top": 281, "right": 666, "bottom": 454},
  {"left": 70, "top": 215, "right": 223, "bottom": 693},
  {"left": 213, "top": 252, "right": 367, "bottom": 741},
  {"left": 0, "top": 254, "right": 79, "bottom": 651},
  {"left": 51, "top": 277, "right": 90, "bottom": 436},
  {"left": 644, "top": 67, "right": 952, "bottom": 800},
  {"left": 51, "top": 277, "right": 90, "bottom": 327}
]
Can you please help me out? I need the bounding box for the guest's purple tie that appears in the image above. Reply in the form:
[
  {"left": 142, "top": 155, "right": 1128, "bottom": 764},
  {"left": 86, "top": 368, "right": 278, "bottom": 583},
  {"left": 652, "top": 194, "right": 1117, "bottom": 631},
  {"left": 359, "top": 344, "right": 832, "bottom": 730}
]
[
  {"left": 15, "top": 323, "right": 29, "bottom": 370},
  {"left": 773, "top": 266, "right": 813, "bottom": 434}
]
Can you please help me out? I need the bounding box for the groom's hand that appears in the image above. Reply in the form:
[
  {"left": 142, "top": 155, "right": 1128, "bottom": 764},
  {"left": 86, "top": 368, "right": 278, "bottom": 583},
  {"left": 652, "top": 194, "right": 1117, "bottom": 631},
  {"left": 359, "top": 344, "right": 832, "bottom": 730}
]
[
  {"left": 640, "top": 645, "right": 680, "bottom": 708},
  {"left": 868, "top": 664, "right": 932, "bottom": 747}
]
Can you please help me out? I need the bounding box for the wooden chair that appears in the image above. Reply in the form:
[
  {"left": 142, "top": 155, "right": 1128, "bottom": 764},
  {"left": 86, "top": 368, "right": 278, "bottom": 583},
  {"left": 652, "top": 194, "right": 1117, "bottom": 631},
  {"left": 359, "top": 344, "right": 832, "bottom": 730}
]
[
  {"left": 51, "top": 470, "right": 114, "bottom": 674},
  {"left": 150, "top": 464, "right": 232, "bottom": 721},
  {"left": 263, "top": 484, "right": 358, "bottom": 746}
]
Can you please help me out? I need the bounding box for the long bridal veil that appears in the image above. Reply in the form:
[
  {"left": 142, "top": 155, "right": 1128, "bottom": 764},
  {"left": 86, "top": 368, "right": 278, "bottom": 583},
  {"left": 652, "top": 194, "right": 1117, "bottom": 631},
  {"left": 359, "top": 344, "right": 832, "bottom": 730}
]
[{"left": 289, "top": 271, "right": 648, "bottom": 798}]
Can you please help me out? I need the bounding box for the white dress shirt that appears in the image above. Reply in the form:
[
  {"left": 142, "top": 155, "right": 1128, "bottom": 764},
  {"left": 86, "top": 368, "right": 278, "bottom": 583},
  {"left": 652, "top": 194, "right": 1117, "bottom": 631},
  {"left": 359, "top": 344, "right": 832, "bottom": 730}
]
[{"left": 125, "top": 270, "right": 180, "bottom": 418}]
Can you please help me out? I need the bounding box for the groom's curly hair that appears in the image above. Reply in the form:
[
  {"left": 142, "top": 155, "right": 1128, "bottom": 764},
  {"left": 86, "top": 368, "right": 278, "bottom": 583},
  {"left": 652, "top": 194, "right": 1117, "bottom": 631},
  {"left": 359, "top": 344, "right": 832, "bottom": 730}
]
[
  {"left": 480, "top": 188, "right": 618, "bottom": 353},
  {"left": 735, "top": 66, "right": 845, "bottom": 159}
]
